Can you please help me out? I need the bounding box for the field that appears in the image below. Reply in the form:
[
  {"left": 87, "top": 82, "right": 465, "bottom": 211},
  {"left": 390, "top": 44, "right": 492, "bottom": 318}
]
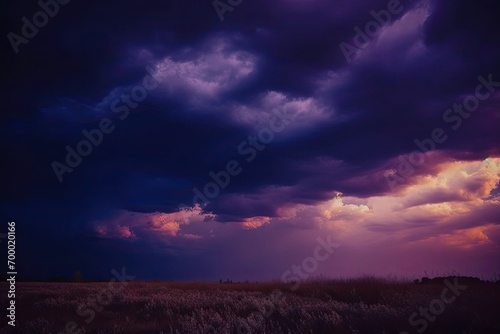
[{"left": 1, "top": 277, "right": 499, "bottom": 334}]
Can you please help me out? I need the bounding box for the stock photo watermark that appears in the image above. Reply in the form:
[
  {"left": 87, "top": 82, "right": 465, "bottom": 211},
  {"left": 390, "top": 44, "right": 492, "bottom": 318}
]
[
  {"left": 179, "top": 108, "right": 296, "bottom": 210},
  {"left": 339, "top": 0, "right": 409, "bottom": 64},
  {"left": 7, "top": 0, "right": 72, "bottom": 54},
  {"left": 51, "top": 63, "right": 182, "bottom": 183},
  {"left": 385, "top": 73, "right": 500, "bottom": 190},
  {"left": 52, "top": 268, "right": 135, "bottom": 334},
  {"left": 5, "top": 222, "right": 16, "bottom": 327},
  {"left": 213, "top": 0, "right": 243, "bottom": 21},
  {"left": 400, "top": 277, "right": 467, "bottom": 334},
  {"left": 235, "top": 235, "right": 340, "bottom": 333}
]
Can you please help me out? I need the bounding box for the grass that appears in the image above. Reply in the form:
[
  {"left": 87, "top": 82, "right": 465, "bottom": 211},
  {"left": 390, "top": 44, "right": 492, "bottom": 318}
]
[{"left": 0, "top": 277, "right": 499, "bottom": 333}]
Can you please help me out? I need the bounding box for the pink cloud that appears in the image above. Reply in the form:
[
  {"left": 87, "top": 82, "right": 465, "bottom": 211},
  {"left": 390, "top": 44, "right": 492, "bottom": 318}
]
[
  {"left": 95, "top": 224, "right": 135, "bottom": 239},
  {"left": 241, "top": 216, "right": 272, "bottom": 230}
]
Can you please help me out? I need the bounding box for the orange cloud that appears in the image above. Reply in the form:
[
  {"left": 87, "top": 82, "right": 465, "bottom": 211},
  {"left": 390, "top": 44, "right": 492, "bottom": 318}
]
[
  {"left": 92, "top": 206, "right": 207, "bottom": 239},
  {"left": 271, "top": 157, "right": 500, "bottom": 249},
  {"left": 241, "top": 216, "right": 271, "bottom": 230},
  {"left": 418, "top": 225, "right": 494, "bottom": 249}
]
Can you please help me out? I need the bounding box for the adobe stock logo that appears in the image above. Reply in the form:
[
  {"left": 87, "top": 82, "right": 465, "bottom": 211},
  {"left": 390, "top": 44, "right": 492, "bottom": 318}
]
[
  {"left": 236, "top": 235, "right": 340, "bottom": 334},
  {"left": 213, "top": 0, "right": 243, "bottom": 21},
  {"left": 178, "top": 108, "right": 295, "bottom": 210},
  {"left": 385, "top": 74, "right": 500, "bottom": 190},
  {"left": 54, "top": 268, "right": 135, "bottom": 334},
  {"left": 400, "top": 278, "right": 467, "bottom": 334},
  {"left": 339, "top": 0, "right": 408, "bottom": 64},
  {"left": 51, "top": 64, "right": 171, "bottom": 183},
  {"left": 7, "top": 0, "right": 72, "bottom": 54},
  {"left": 280, "top": 235, "right": 341, "bottom": 291}
]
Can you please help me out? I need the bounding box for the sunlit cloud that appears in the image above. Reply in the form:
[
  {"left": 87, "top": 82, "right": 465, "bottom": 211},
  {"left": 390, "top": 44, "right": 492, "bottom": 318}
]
[
  {"left": 149, "top": 36, "right": 257, "bottom": 105},
  {"left": 229, "top": 91, "right": 332, "bottom": 135},
  {"left": 417, "top": 225, "right": 495, "bottom": 250},
  {"left": 269, "top": 158, "right": 500, "bottom": 249},
  {"left": 354, "top": 4, "right": 430, "bottom": 64},
  {"left": 240, "top": 216, "right": 272, "bottom": 230},
  {"left": 93, "top": 206, "right": 208, "bottom": 239}
]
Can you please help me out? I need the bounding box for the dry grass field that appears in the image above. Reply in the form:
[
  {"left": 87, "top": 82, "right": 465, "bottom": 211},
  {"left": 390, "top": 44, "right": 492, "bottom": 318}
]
[{"left": 1, "top": 277, "right": 499, "bottom": 334}]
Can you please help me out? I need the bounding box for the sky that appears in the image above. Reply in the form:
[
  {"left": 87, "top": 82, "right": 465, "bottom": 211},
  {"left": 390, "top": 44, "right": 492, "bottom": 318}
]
[{"left": 1, "top": 0, "right": 500, "bottom": 281}]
